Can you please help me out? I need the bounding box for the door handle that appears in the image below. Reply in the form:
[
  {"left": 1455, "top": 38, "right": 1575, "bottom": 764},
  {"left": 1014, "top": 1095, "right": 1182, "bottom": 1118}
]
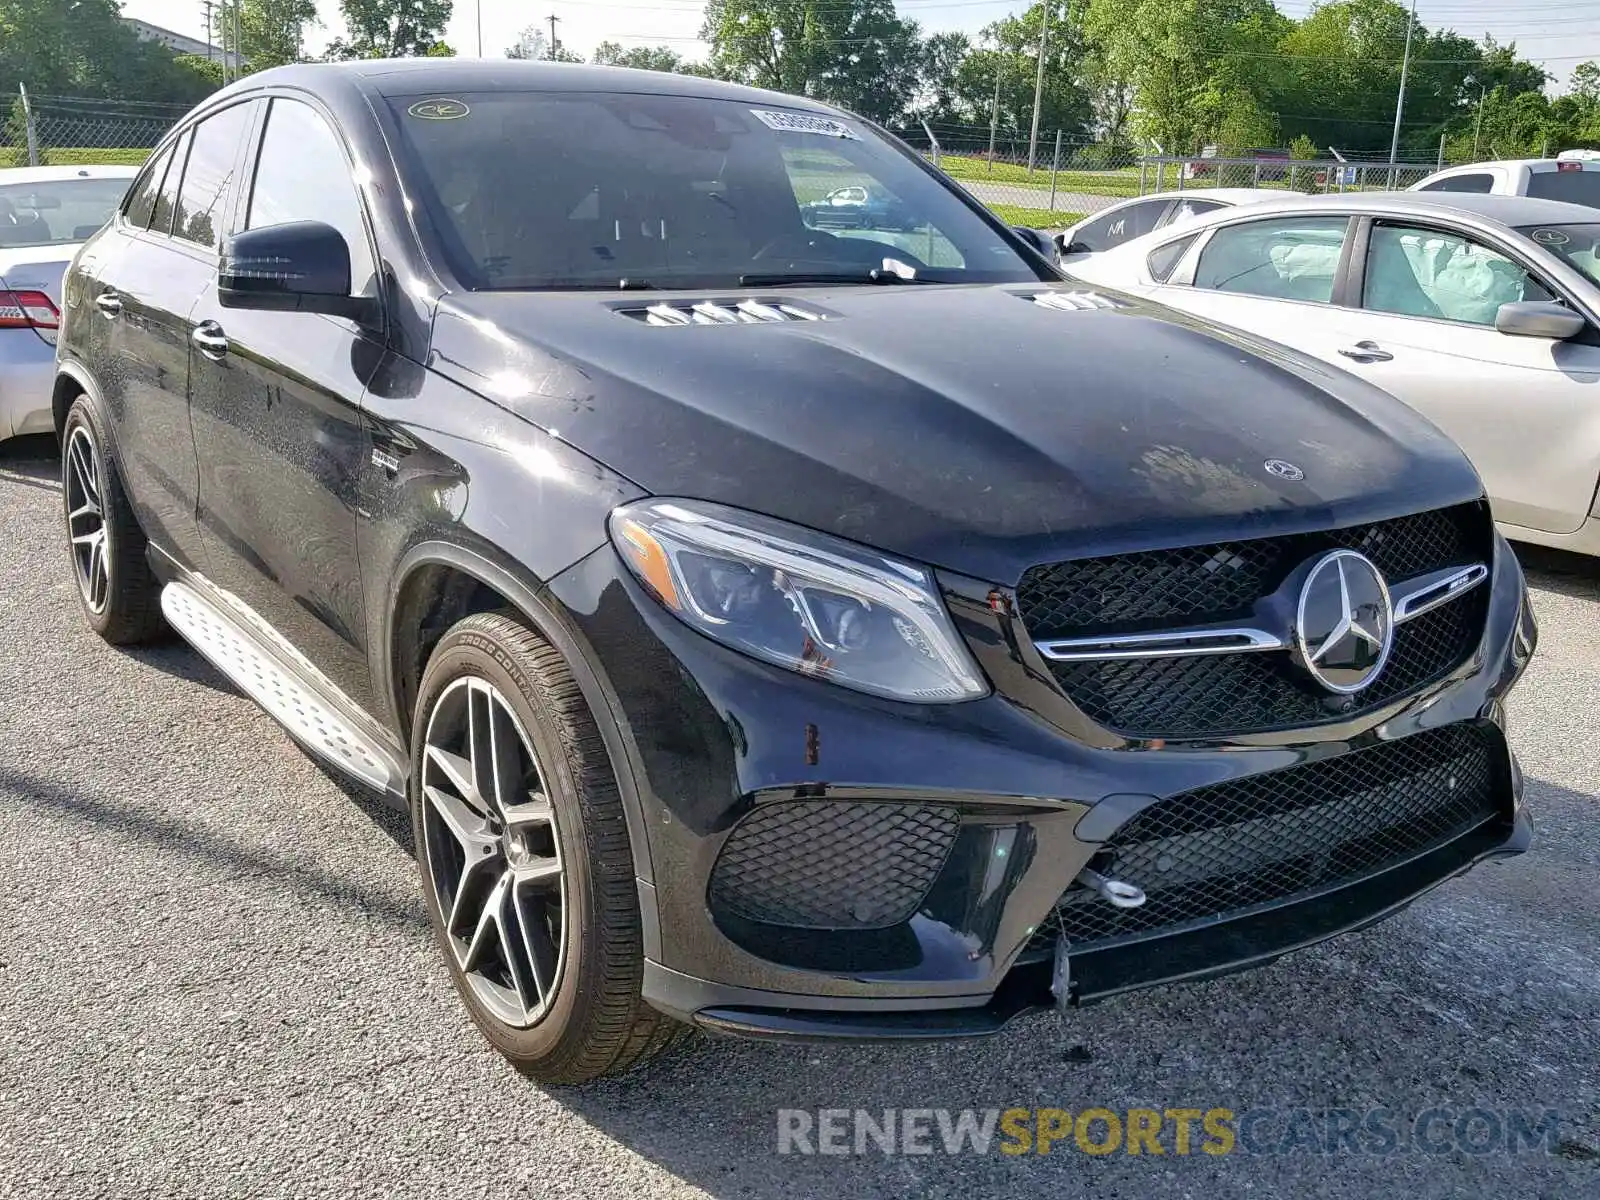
[
  {"left": 192, "top": 321, "right": 230, "bottom": 359},
  {"left": 94, "top": 291, "right": 122, "bottom": 318},
  {"left": 1338, "top": 340, "right": 1393, "bottom": 363}
]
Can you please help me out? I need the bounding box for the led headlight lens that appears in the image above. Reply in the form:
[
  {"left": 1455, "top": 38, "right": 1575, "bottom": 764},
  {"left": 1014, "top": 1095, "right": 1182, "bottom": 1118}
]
[{"left": 609, "top": 499, "right": 988, "bottom": 703}]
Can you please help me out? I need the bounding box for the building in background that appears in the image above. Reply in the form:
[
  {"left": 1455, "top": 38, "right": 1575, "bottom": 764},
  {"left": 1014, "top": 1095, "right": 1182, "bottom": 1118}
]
[{"left": 123, "top": 17, "right": 246, "bottom": 73}]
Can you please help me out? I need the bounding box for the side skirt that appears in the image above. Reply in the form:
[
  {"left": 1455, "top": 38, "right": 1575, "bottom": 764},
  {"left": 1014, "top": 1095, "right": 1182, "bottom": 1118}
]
[{"left": 157, "top": 576, "right": 409, "bottom": 802}]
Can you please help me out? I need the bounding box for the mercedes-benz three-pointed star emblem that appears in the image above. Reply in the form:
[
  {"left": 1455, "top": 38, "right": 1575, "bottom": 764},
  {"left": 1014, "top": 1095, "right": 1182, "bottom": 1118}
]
[{"left": 1294, "top": 550, "right": 1395, "bottom": 694}]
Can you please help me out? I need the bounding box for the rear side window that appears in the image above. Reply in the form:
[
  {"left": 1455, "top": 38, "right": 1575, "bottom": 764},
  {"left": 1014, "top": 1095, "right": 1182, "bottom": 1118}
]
[
  {"left": 1069, "top": 199, "right": 1171, "bottom": 252},
  {"left": 1148, "top": 233, "right": 1199, "bottom": 282},
  {"left": 123, "top": 144, "right": 175, "bottom": 229},
  {"left": 1418, "top": 173, "right": 1494, "bottom": 194},
  {"left": 173, "top": 103, "right": 254, "bottom": 248},
  {"left": 1526, "top": 169, "right": 1600, "bottom": 208},
  {"left": 1167, "top": 198, "right": 1223, "bottom": 225},
  {"left": 1194, "top": 216, "right": 1350, "bottom": 303},
  {"left": 149, "top": 130, "right": 191, "bottom": 236}
]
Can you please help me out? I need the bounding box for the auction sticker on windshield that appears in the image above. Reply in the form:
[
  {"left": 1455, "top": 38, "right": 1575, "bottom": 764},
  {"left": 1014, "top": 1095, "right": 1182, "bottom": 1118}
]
[{"left": 751, "top": 110, "right": 860, "bottom": 139}]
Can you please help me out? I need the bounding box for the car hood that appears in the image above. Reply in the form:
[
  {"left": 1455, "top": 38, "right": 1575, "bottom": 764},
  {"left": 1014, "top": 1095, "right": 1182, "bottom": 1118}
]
[{"left": 429, "top": 282, "right": 1484, "bottom": 584}]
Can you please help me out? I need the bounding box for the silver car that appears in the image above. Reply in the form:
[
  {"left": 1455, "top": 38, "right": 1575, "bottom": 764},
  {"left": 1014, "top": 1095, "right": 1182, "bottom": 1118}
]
[
  {"left": 1, "top": 165, "right": 137, "bottom": 441},
  {"left": 1065, "top": 191, "right": 1600, "bottom": 558}
]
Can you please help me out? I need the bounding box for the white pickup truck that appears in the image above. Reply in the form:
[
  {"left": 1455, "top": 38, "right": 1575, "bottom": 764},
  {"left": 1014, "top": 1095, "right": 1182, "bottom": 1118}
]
[{"left": 1409, "top": 150, "right": 1600, "bottom": 206}]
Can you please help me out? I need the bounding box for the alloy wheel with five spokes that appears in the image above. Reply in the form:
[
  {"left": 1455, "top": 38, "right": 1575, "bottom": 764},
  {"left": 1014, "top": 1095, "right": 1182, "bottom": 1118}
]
[
  {"left": 420, "top": 675, "right": 566, "bottom": 1029},
  {"left": 64, "top": 424, "right": 110, "bottom": 614}
]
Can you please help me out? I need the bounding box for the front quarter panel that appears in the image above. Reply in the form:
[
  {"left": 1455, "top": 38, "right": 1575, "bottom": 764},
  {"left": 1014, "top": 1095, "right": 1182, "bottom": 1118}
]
[{"left": 357, "top": 351, "right": 644, "bottom": 736}]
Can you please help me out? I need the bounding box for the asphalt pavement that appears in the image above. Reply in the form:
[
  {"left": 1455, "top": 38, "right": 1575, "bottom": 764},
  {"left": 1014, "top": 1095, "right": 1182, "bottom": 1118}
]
[{"left": 1, "top": 434, "right": 1596, "bottom": 1198}]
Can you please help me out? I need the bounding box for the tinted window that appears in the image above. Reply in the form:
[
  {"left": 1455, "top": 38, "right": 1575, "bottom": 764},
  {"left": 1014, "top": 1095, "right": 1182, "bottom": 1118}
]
[
  {"left": 1069, "top": 199, "right": 1171, "bottom": 252},
  {"left": 1526, "top": 169, "right": 1600, "bottom": 208},
  {"left": 123, "top": 145, "right": 175, "bottom": 229},
  {"left": 174, "top": 103, "right": 254, "bottom": 248},
  {"left": 1365, "top": 224, "right": 1552, "bottom": 325},
  {"left": 1148, "top": 233, "right": 1199, "bottom": 282},
  {"left": 1194, "top": 216, "right": 1349, "bottom": 302},
  {"left": 247, "top": 98, "right": 375, "bottom": 292},
  {"left": 389, "top": 92, "right": 1039, "bottom": 290},
  {"left": 1418, "top": 173, "right": 1494, "bottom": 194},
  {"left": 1167, "top": 198, "right": 1223, "bottom": 225},
  {"left": 0, "top": 178, "right": 132, "bottom": 248},
  {"left": 150, "top": 129, "right": 190, "bottom": 237}
]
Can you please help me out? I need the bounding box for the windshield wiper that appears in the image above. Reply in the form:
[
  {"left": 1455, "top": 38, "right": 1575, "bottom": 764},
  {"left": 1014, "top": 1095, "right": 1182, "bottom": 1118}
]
[{"left": 737, "top": 269, "right": 930, "bottom": 287}]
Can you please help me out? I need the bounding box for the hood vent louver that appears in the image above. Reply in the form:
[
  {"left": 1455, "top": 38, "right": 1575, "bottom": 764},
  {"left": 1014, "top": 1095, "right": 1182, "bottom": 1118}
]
[
  {"left": 1027, "top": 290, "right": 1129, "bottom": 311},
  {"left": 621, "top": 299, "right": 828, "bottom": 326}
]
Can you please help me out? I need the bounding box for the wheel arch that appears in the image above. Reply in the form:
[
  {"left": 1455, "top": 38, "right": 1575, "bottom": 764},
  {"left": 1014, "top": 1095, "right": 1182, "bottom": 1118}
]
[
  {"left": 386, "top": 541, "right": 658, "bottom": 888},
  {"left": 52, "top": 362, "right": 99, "bottom": 438}
]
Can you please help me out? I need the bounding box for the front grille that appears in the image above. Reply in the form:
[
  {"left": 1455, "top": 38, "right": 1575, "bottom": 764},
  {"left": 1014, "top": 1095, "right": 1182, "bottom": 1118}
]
[
  {"left": 1030, "top": 722, "right": 1504, "bottom": 952},
  {"left": 708, "top": 802, "right": 960, "bottom": 930},
  {"left": 1017, "top": 504, "right": 1491, "bottom": 738}
]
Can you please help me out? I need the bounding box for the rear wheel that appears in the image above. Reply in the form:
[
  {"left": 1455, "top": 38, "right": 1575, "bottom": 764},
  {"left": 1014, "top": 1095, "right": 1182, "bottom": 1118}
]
[
  {"left": 61, "top": 399, "right": 165, "bottom": 644},
  {"left": 410, "top": 611, "right": 685, "bottom": 1083}
]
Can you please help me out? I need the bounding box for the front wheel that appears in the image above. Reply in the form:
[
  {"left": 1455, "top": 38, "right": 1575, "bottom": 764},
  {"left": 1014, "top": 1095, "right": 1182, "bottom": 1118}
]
[{"left": 409, "top": 611, "right": 685, "bottom": 1083}]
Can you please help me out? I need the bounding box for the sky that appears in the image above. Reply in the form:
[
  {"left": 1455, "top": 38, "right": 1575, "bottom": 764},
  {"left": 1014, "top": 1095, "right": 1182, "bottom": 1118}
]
[{"left": 121, "top": 0, "right": 1600, "bottom": 90}]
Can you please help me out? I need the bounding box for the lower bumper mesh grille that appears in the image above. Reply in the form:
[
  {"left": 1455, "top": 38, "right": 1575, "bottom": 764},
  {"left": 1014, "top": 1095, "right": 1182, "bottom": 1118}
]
[
  {"left": 1032, "top": 722, "right": 1505, "bottom": 952},
  {"left": 709, "top": 802, "right": 960, "bottom": 930}
]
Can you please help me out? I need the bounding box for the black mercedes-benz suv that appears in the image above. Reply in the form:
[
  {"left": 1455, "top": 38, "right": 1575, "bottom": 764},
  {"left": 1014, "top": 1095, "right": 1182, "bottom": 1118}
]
[{"left": 53, "top": 60, "right": 1536, "bottom": 1083}]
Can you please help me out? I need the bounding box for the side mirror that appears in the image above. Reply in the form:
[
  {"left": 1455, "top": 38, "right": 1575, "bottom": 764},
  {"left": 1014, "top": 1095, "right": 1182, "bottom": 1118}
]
[
  {"left": 1494, "top": 300, "right": 1586, "bottom": 340},
  {"left": 1011, "top": 226, "right": 1053, "bottom": 258},
  {"left": 219, "top": 220, "right": 374, "bottom": 322}
]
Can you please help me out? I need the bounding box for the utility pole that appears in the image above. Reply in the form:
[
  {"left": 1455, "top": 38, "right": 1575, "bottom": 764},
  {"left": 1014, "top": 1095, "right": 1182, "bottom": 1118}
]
[
  {"left": 987, "top": 58, "right": 1002, "bottom": 175},
  {"left": 1027, "top": 3, "right": 1050, "bottom": 176},
  {"left": 476, "top": 0, "right": 483, "bottom": 56},
  {"left": 547, "top": 13, "right": 561, "bottom": 60},
  {"left": 201, "top": 0, "right": 214, "bottom": 62},
  {"left": 1387, "top": 0, "right": 1418, "bottom": 181},
  {"left": 233, "top": 1, "right": 242, "bottom": 80},
  {"left": 1473, "top": 85, "right": 1487, "bottom": 159}
]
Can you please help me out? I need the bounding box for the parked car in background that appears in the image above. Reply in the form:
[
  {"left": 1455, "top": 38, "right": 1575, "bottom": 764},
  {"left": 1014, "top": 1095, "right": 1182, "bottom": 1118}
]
[
  {"left": 800, "top": 183, "right": 918, "bottom": 232},
  {"left": 0, "top": 165, "right": 137, "bottom": 441},
  {"left": 54, "top": 60, "right": 1535, "bottom": 1084},
  {"left": 1409, "top": 152, "right": 1600, "bottom": 207},
  {"left": 1065, "top": 191, "right": 1600, "bottom": 558},
  {"left": 1055, "top": 188, "right": 1284, "bottom": 261},
  {"left": 1184, "top": 146, "right": 1291, "bottom": 182}
]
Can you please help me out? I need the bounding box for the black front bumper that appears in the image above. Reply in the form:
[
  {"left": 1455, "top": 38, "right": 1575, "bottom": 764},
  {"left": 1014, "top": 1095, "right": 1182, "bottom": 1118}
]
[{"left": 546, "top": 530, "right": 1537, "bottom": 1040}]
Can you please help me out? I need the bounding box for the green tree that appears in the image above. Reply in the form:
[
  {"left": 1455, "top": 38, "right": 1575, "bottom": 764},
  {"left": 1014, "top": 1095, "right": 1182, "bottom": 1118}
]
[
  {"left": 701, "top": 0, "right": 926, "bottom": 124},
  {"left": 1081, "top": 0, "right": 1288, "bottom": 154},
  {"left": 0, "top": 0, "right": 216, "bottom": 103},
  {"left": 326, "top": 0, "right": 452, "bottom": 60},
  {"left": 592, "top": 41, "right": 686, "bottom": 73},
  {"left": 213, "top": 0, "right": 320, "bottom": 72}
]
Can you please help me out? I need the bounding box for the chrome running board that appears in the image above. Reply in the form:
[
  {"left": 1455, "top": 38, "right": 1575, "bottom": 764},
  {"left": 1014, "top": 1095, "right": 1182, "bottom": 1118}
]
[{"left": 160, "top": 581, "right": 406, "bottom": 797}]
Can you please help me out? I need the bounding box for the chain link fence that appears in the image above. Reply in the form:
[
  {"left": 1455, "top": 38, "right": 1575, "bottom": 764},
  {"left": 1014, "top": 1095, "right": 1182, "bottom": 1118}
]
[
  {"left": 2, "top": 89, "right": 1450, "bottom": 234},
  {"left": 896, "top": 122, "right": 1448, "bottom": 230},
  {"left": 3, "top": 92, "right": 180, "bottom": 169}
]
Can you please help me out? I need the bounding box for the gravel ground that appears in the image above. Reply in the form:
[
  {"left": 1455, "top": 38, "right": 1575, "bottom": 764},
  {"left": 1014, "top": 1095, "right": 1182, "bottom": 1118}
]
[{"left": 1, "top": 434, "right": 1597, "bottom": 1199}]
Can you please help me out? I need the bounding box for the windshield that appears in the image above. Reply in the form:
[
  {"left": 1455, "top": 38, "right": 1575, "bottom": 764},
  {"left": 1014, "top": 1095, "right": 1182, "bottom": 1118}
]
[
  {"left": 0, "top": 178, "right": 129, "bottom": 248},
  {"left": 1517, "top": 223, "right": 1600, "bottom": 285},
  {"left": 388, "top": 91, "right": 1041, "bottom": 290}
]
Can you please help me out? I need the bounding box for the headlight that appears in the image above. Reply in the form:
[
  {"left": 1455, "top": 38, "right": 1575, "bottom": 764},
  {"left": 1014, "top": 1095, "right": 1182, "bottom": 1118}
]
[{"left": 609, "top": 499, "right": 988, "bottom": 703}]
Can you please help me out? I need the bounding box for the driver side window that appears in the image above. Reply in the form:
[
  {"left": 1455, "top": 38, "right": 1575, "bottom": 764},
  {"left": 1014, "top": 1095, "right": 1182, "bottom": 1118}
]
[
  {"left": 783, "top": 145, "right": 964, "bottom": 268},
  {"left": 1364, "top": 224, "right": 1552, "bottom": 326}
]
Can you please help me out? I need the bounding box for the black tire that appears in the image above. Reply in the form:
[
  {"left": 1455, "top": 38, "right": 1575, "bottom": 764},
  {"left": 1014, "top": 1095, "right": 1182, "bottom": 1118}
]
[
  {"left": 409, "top": 611, "right": 686, "bottom": 1084},
  {"left": 61, "top": 397, "right": 166, "bottom": 645}
]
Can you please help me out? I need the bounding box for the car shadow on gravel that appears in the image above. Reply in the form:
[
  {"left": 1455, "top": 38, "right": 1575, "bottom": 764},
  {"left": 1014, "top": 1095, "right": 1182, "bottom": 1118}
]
[
  {"left": 0, "top": 433, "right": 60, "bottom": 489},
  {"left": 1513, "top": 542, "right": 1600, "bottom": 601},
  {"left": 0, "top": 765, "right": 429, "bottom": 930}
]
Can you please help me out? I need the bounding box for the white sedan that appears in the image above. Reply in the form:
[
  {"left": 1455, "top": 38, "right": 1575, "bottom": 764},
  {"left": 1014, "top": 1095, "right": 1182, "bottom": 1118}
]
[
  {"left": 1, "top": 164, "right": 137, "bottom": 441},
  {"left": 1065, "top": 191, "right": 1600, "bottom": 557},
  {"left": 1054, "top": 188, "right": 1286, "bottom": 261}
]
